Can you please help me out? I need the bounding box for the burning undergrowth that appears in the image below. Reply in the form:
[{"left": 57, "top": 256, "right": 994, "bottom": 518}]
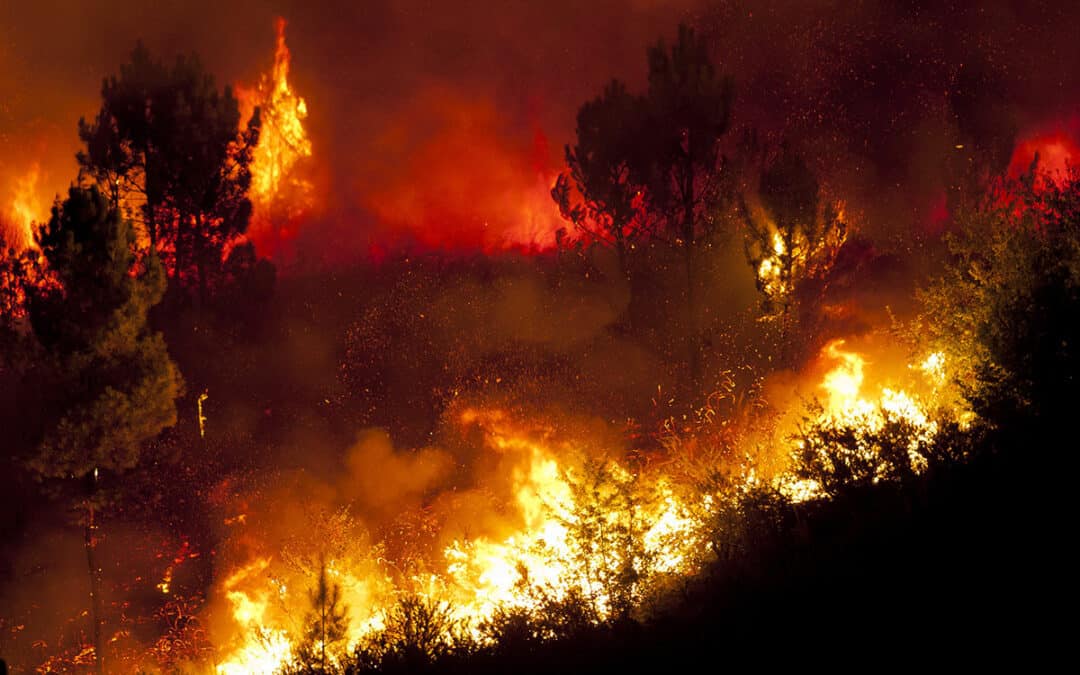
[
  {"left": 0, "top": 229, "right": 1003, "bottom": 672},
  {"left": 193, "top": 321, "right": 964, "bottom": 674},
  {"left": 3, "top": 5, "right": 1077, "bottom": 673}
]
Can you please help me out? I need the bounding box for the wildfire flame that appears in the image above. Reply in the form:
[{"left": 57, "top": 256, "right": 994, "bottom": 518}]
[
  {"left": 212, "top": 408, "right": 707, "bottom": 672},
  {"left": 756, "top": 230, "right": 788, "bottom": 299},
  {"left": 443, "top": 410, "right": 704, "bottom": 630},
  {"left": 217, "top": 559, "right": 294, "bottom": 675},
  {"left": 776, "top": 339, "right": 954, "bottom": 502},
  {"left": 1009, "top": 128, "right": 1079, "bottom": 184},
  {"left": 239, "top": 17, "right": 314, "bottom": 258},
  {"left": 209, "top": 338, "right": 969, "bottom": 673},
  {"left": 4, "top": 162, "right": 45, "bottom": 249}
]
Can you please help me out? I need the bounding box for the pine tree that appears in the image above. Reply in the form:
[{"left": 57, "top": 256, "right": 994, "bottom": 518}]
[
  {"left": 553, "top": 79, "right": 651, "bottom": 282},
  {"left": 642, "top": 24, "right": 735, "bottom": 385},
  {"left": 0, "top": 230, "right": 32, "bottom": 362},
  {"left": 297, "top": 558, "right": 349, "bottom": 673},
  {"left": 78, "top": 44, "right": 260, "bottom": 304},
  {"left": 741, "top": 149, "right": 846, "bottom": 353},
  {"left": 25, "top": 186, "right": 182, "bottom": 674}
]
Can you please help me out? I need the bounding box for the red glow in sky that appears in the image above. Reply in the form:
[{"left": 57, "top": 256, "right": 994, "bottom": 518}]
[{"left": 1008, "top": 123, "right": 1080, "bottom": 182}]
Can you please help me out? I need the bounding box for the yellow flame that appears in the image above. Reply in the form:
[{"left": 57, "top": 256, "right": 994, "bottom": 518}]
[
  {"left": 777, "top": 340, "right": 948, "bottom": 501},
  {"left": 771, "top": 230, "right": 785, "bottom": 256},
  {"left": 5, "top": 163, "right": 45, "bottom": 249},
  {"left": 213, "top": 409, "right": 708, "bottom": 671},
  {"left": 441, "top": 413, "right": 706, "bottom": 634},
  {"left": 209, "top": 348, "right": 964, "bottom": 673},
  {"left": 916, "top": 351, "right": 946, "bottom": 385},
  {"left": 756, "top": 230, "right": 792, "bottom": 302},
  {"left": 216, "top": 558, "right": 294, "bottom": 674},
  {"left": 819, "top": 339, "right": 865, "bottom": 410},
  {"left": 244, "top": 17, "right": 313, "bottom": 231},
  {"left": 157, "top": 567, "right": 173, "bottom": 595}
]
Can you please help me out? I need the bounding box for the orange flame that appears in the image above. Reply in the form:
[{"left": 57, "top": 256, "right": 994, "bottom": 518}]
[
  {"left": 240, "top": 17, "right": 314, "bottom": 259},
  {"left": 4, "top": 162, "right": 45, "bottom": 248},
  {"left": 775, "top": 339, "right": 958, "bottom": 502},
  {"left": 211, "top": 408, "right": 707, "bottom": 672}
]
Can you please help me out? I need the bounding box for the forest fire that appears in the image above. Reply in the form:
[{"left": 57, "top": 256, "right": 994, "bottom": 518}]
[
  {"left": 206, "top": 339, "right": 965, "bottom": 674},
  {"left": 359, "top": 90, "right": 565, "bottom": 253},
  {"left": 237, "top": 19, "right": 314, "bottom": 261},
  {"left": 774, "top": 340, "right": 958, "bottom": 502},
  {"left": 2, "top": 162, "right": 44, "bottom": 249},
  {"left": 2, "top": 3, "right": 1077, "bottom": 673},
  {"left": 210, "top": 407, "right": 708, "bottom": 673}
]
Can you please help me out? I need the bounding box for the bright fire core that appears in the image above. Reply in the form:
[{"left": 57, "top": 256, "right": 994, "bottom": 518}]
[{"left": 212, "top": 340, "right": 958, "bottom": 674}]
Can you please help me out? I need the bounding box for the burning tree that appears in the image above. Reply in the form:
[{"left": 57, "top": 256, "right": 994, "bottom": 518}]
[
  {"left": 77, "top": 43, "right": 261, "bottom": 304},
  {"left": 741, "top": 150, "right": 846, "bottom": 349},
  {"left": 239, "top": 17, "right": 314, "bottom": 256},
  {"left": 793, "top": 400, "right": 930, "bottom": 498},
  {"left": 22, "top": 186, "right": 182, "bottom": 674}
]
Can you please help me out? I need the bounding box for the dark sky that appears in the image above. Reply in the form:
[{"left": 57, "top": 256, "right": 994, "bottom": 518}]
[{"left": 3, "top": 0, "right": 1080, "bottom": 258}]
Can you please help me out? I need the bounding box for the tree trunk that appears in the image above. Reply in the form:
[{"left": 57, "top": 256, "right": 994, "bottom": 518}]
[
  {"left": 685, "top": 227, "right": 701, "bottom": 391},
  {"left": 682, "top": 161, "right": 701, "bottom": 391},
  {"left": 320, "top": 602, "right": 327, "bottom": 673},
  {"left": 108, "top": 175, "right": 120, "bottom": 210},
  {"left": 195, "top": 215, "right": 209, "bottom": 311},
  {"left": 84, "top": 477, "right": 104, "bottom": 675},
  {"left": 615, "top": 235, "right": 635, "bottom": 333}
]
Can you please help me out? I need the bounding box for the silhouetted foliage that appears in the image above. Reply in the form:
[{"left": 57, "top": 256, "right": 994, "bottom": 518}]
[
  {"left": 703, "top": 483, "right": 793, "bottom": 564},
  {"left": 553, "top": 23, "right": 735, "bottom": 385},
  {"left": 916, "top": 165, "right": 1080, "bottom": 439},
  {"left": 559, "top": 459, "right": 657, "bottom": 621},
  {"left": 641, "top": 24, "right": 734, "bottom": 253},
  {"left": 26, "top": 187, "right": 182, "bottom": 479},
  {"left": 478, "top": 589, "right": 594, "bottom": 653},
  {"left": 641, "top": 24, "right": 735, "bottom": 379},
  {"left": 292, "top": 560, "right": 349, "bottom": 674},
  {"left": 553, "top": 80, "right": 650, "bottom": 279},
  {"left": 78, "top": 43, "right": 261, "bottom": 304},
  {"left": 792, "top": 399, "right": 982, "bottom": 502},
  {"left": 22, "top": 186, "right": 182, "bottom": 675},
  {"left": 793, "top": 402, "right": 927, "bottom": 499},
  {"left": 0, "top": 232, "right": 33, "bottom": 363},
  {"left": 350, "top": 595, "right": 464, "bottom": 673}
]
